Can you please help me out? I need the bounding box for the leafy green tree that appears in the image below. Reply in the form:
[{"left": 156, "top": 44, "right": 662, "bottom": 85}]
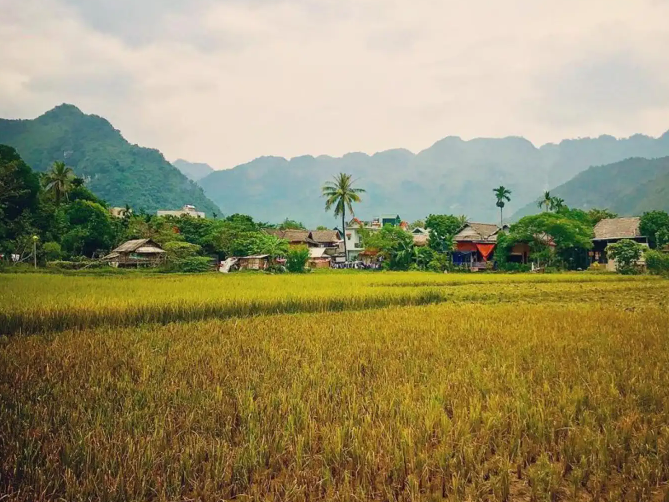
[
  {"left": 645, "top": 249, "right": 669, "bottom": 275},
  {"left": 537, "top": 191, "right": 552, "bottom": 212},
  {"left": 409, "top": 220, "right": 426, "bottom": 230},
  {"left": 42, "top": 241, "right": 62, "bottom": 261},
  {"left": 279, "top": 219, "right": 306, "bottom": 230},
  {"left": 493, "top": 186, "right": 512, "bottom": 227},
  {"left": 587, "top": 208, "right": 618, "bottom": 225},
  {"left": 43, "top": 161, "right": 75, "bottom": 205},
  {"left": 251, "top": 233, "right": 289, "bottom": 261},
  {"left": 505, "top": 212, "right": 593, "bottom": 269},
  {"left": 322, "top": 173, "right": 365, "bottom": 261},
  {"left": 639, "top": 210, "right": 669, "bottom": 249},
  {"left": 163, "top": 241, "right": 202, "bottom": 260},
  {"left": 425, "top": 214, "right": 461, "bottom": 254},
  {"left": 366, "top": 225, "right": 414, "bottom": 270},
  {"left": 286, "top": 245, "right": 310, "bottom": 272},
  {"left": 414, "top": 246, "right": 435, "bottom": 270},
  {"left": 62, "top": 200, "right": 115, "bottom": 257},
  {"left": 606, "top": 239, "right": 644, "bottom": 274},
  {"left": 0, "top": 145, "right": 41, "bottom": 250},
  {"left": 316, "top": 225, "right": 329, "bottom": 231}
]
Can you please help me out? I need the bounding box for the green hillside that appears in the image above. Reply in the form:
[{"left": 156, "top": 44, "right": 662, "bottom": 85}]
[
  {"left": 512, "top": 157, "right": 669, "bottom": 218},
  {"left": 0, "top": 105, "right": 220, "bottom": 216},
  {"left": 200, "top": 132, "right": 669, "bottom": 227}
]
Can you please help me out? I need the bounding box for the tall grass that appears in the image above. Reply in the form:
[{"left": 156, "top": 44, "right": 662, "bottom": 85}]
[
  {"left": 1, "top": 273, "right": 667, "bottom": 335},
  {"left": 2, "top": 302, "right": 669, "bottom": 500}
]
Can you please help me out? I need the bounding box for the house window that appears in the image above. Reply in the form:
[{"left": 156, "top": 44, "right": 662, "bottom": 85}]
[
  {"left": 347, "top": 233, "right": 352, "bottom": 241},
  {"left": 355, "top": 243, "right": 362, "bottom": 249}
]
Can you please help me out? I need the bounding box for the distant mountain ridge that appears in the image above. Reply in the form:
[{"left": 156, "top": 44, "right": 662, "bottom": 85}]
[
  {"left": 512, "top": 157, "right": 669, "bottom": 219},
  {"left": 172, "top": 159, "right": 215, "bottom": 181},
  {"left": 199, "top": 131, "right": 669, "bottom": 227},
  {"left": 0, "top": 104, "right": 220, "bottom": 216}
]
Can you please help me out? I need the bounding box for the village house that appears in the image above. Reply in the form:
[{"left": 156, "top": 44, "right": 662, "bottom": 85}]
[
  {"left": 307, "top": 248, "right": 332, "bottom": 268},
  {"left": 236, "top": 255, "right": 270, "bottom": 271},
  {"left": 265, "top": 229, "right": 343, "bottom": 255},
  {"left": 411, "top": 227, "right": 429, "bottom": 247},
  {"left": 157, "top": 204, "right": 205, "bottom": 218},
  {"left": 452, "top": 223, "right": 507, "bottom": 270},
  {"left": 265, "top": 229, "right": 316, "bottom": 246},
  {"left": 103, "top": 239, "right": 167, "bottom": 268},
  {"left": 341, "top": 215, "right": 403, "bottom": 261},
  {"left": 592, "top": 217, "right": 648, "bottom": 271}
]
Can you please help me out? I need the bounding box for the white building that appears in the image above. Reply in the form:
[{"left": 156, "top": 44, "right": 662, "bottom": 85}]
[{"left": 157, "top": 205, "right": 206, "bottom": 218}]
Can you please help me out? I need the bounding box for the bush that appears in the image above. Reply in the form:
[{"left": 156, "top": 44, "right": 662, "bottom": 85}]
[
  {"left": 499, "top": 262, "right": 531, "bottom": 273},
  {"left": 606, "top": 239, "right": 644, "bottom": 275},
  {"left": 286, "top": 246, "right": 310, "bottom": 273},
  {"left": 163, "top": 241, "right": 202, "bottom": 260},
  {"left": 42, "top": 242, "right": 62, "bottom": 261},
  {"left": 645, "top": 249, "right": 669, "bottom": 275},
  {"left": 168, "top": 257, "right": 213, "bottom": 273},
  {"left": 46, "top": 260, "right": 104, "bottom": 270}
]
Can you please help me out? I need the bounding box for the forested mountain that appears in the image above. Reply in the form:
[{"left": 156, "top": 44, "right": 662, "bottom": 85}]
[
  {"left": 0, "top": 105, "right": 220, "bottom": 216},
  {"left": 172, "top": 159, "right": 214, "bottom": 181},
  {"left": 200, "top": 132, "right": 669, "bottom": 227},
  {"left": 512, "top": 157, "right": 669, "bottom": 218}
]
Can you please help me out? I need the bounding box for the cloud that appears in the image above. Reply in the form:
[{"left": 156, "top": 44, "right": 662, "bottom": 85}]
[{"left": 1, "top": 0, "right": 669, "bottom": 168}]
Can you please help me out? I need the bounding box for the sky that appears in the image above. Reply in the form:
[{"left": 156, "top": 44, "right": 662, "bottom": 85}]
[{"left": 2, "top": 0, "right": 669, "bottom": 169}]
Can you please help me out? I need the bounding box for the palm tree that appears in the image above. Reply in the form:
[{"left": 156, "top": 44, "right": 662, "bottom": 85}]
[
  {"left": 322, "top": 173, "right": 365, "bottom": 262},
  {"left": 550, "top": 197, "right": 565, "bottom": 212},
  {"left": 537, "top": 191, "right": 552, "bottom": 212},
  {"left": 493, "top": 186, "right": 512, "bottom": 228},
  {"left": 44, "top": 161, "right": 74, "bottom": 205}
]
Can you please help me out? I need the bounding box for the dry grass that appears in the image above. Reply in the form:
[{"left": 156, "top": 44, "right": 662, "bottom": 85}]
[{"left": 1, "top": 273, "right": 669, "bottom": 501}]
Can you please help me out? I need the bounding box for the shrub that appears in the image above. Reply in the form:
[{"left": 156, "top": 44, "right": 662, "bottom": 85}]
[
  {"left": 42, "top": 242, "right": 62, "bottom": 261},
  {"left": 645, "top": 249, "right": 669, "bottom": 275},
  {"left": 163, "top": 241, "right": 202, "bottom": 260},
  {"left": 169, "top": 256, "right": 213, "bottom": 273},
  {"left": 286, "top": 246, "right": 310, "bottom": 273},
  {"left": 606, "top": 239, "right": 644, "bottom": 275}
]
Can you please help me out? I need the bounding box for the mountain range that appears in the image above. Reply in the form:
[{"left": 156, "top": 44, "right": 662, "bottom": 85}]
[
  {"left": 0, "top": 105, "right": 220, "bottom": 216},
  {"left": 195, "top": 132, "right": 669, "bottom": 227},
  {"left": 513, "top": 157, "right": 669, "bottom": 218},
  {"left": 2, "top": 104, "right": 669, "bottom": 226},
  {"left": 172, "top": 159, "right": 214, "bottom": 181}
]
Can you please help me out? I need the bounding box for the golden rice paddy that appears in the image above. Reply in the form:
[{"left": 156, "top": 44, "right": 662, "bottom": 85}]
[{"left": 1, "top": 272, "right": 669, "bottom": 501}]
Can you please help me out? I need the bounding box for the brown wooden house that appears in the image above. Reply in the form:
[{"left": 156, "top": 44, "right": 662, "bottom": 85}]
[{"left": 103, "top": 239, "right": 167, "bottom": 268}]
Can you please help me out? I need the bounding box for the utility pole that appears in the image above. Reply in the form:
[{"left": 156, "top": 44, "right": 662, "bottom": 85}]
[{"left": 33, "top": 235, "right": 38, "bottom": 269}]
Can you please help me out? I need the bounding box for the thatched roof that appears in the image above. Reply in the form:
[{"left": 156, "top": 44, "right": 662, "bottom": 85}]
[
  {"left": 593, "top": 217, "right": 642, "bottom": 240},
  {"left": 413, "top": 234, "right": 429, "bottom": 247},
  {"left": 112, "top": 239, "right": 165, "bottom": 254},
  {"left": 310, "top": 230, "right": 341, "bottom": 243},
  {"left": 454, "top": 223, "right": 501, "bottom": 243},
  {"left": 265, "top": 229, "right": 311, "bottom": 243}
]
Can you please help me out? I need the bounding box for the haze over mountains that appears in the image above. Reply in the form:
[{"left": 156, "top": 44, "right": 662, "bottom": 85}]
[
  {"left": 2, "top": 104, "right": 669, "bottom": 227},
  {"left": 195, "top": 132, "right": 669, "bottom": 227},
  {"left": 172, "top": 159, "right": 215, "bottom": 182}
]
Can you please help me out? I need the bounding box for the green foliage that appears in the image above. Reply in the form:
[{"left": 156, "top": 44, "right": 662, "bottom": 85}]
[
  {"left": 251, "top": 233, "right": 289, "bottom": 260},
  {"left": 286, "top": 246, "right": 310, "bottom": 273},
  {"left": 0, "top": 104, "right": 220, "bottom": 215},
  {"left": 163, "top": 241, "right": 201, "bottom": 260},
  {"left": 366, "top": 225, "right": 414, "bottom": 271},
  {"left": 425, "top": 214, "right": 461, "bottom": 253},
  {"left": 42, "top": 241, "right": 62, "bottom": 262},
  {"left": 645, "top": 249, "right": 669, "bottom": 275},
  {"left": 168, "top": 256, "right": 213, "bottom": 273},
  {"left": 414, "top": 247, "right": 435, "bottom": 270},
  {"left": 537, "top": 191, "right": 552, "bottom": 212},
  {"left": 505, "top": 212, "right": 593, "bottom": 269},
  {"left": 278, "top": 219, "right": 305, "bottom": 230},
  {"left": 322, "top": 173, "right": 365, "bottom": 259},
  {"left": 606, "top": 239, "right": 644, "bottom": 275},
  {"left": 587, "top": 208, "right": 618, "bottom": 225},
  {"left": 427, "top": 253, "right": 451, "bottom": 273},
  {"left": 493, "top": 186, "right": 512, "bottom": 226},
  {"left": 62, "top": 200, "right": 115, "bottom": 257},
  {"left": 316, "top": 225, "right": 329, "bottom": 231},
  {"left": 43, "top": 161, "right": 74, "bottom": 205},
  {"left": 639, "top": 210, "right": 669, "bottom": 249}
]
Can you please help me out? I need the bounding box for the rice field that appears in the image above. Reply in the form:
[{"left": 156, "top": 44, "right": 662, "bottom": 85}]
[{"left": 2, "top": 272, "right": 669, "bottom": 501}]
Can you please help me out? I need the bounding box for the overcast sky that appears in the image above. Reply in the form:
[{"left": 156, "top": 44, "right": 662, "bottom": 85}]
[{"left": 2, "top": 0, "right": 669, "bottom": 169}]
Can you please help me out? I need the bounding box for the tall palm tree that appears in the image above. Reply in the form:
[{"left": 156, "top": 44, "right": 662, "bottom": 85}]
[
  {"left": 322, "top": 173, "right": 365, "bottom": 262},
  {"left": 537, "top": 191, "right": 552, "bottom": 212},
  {"left": 493, "top": 186, "right": 512, "bottom": 228},
  {"left": 550, "top": 197, "right": 565, "bottom": 212},
  {"left": 44, "top": 161, "right": 74, "bottom": 205}
]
